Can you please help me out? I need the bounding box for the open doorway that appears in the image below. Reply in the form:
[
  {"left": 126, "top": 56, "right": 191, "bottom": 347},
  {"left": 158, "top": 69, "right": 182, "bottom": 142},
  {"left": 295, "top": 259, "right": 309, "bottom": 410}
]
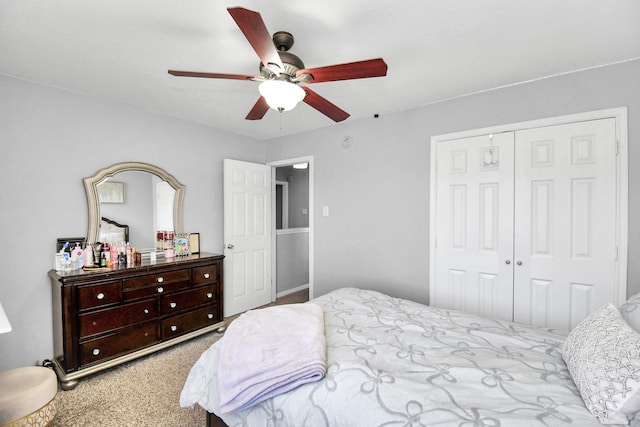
[{"left": 269, "top": 157, "right": 313, "bottom": 299}]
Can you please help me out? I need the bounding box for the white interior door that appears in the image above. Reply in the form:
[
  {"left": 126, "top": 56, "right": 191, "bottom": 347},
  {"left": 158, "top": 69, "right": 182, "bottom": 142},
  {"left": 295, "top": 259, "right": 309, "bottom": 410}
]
[
  {"left": 433, "top": 132, "right": 515, "bottom": 321},
  {"left": 223, "top": 159, "right": 272, "bottom": 317},
  {"left": 513, "top": 118, "right": 619, "bottom": 330}
]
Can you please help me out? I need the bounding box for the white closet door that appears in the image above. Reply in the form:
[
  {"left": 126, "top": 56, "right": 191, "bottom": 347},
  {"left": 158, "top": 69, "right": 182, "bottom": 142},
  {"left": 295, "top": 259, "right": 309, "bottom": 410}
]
[
  {"left": 513, "top": 118, "right": 618, "bottom": 330},
  {"left": 433, "top": 132, "right": 515, "bottom": 321}
]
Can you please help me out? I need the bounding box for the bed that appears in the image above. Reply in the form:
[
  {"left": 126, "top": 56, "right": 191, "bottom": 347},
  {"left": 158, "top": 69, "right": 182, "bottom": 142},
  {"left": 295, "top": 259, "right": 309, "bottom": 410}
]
[
  {"left": 181, "top": 287, "right": 640, "bottom": 426},
  {"left": 98, "top": 216, "right": 129, "bottom": 244}
]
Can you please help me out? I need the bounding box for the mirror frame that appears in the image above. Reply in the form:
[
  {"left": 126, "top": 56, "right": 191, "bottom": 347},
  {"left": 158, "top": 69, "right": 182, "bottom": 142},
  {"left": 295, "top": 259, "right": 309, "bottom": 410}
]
[{"left": 84, "top": 161, "right": 185, "bottom": 244}]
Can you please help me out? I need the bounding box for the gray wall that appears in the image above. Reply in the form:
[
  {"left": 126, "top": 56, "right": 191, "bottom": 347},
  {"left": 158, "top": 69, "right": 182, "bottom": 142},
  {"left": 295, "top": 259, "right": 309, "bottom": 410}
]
[
  {"left": 1, "top": 58, "right": 638, "bottom": 370},
  {"left": 266, "top": 59, "right": 640, "bottom": 305},
  {"left": 0, "top": 75, "right": 265, "bottom": 370},
  {"left": 276, "top": 231, "right": 310, "bottom": 294},
  {"left": 275, "top": 166, "right": 309, "bottom": 228}
]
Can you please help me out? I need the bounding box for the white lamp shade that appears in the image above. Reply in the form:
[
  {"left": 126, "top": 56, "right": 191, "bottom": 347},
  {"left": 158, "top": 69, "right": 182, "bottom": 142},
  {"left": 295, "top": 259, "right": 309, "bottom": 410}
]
[{"left": 259, "top": 80, "right": 305, "bottom": 111}]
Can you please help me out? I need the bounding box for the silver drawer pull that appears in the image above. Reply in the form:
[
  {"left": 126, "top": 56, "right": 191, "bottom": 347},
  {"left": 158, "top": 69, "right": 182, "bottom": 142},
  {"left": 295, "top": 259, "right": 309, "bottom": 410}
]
[
  {"left": 92, "top": 348, "right": 100, "bottom": 356},
  {"left": 144, "top": 309, "right": 149, "bottom": 314},
  {"left": 97, "top": 293, "right": 105, "bottom": 300},
  {"left": 157, "top": 277, "right": 164, "bottom": 283},
  {"left": 170, "top": 302, "right": 177, "bottom": 308},
  {"left": 207, "top": 313, "right": 213, "bottom": 319},
  {"left": 171, "top": 325, "right": 178, "bottom": 332},
  {"left": 206, "top": 292, "right": 213, "bottom": 299},
  {"left": 157, "top": 287, "right": 164, "bottom": 293},
  {"left": 204, "top": 273, "right": 210, "bottom": 279}
]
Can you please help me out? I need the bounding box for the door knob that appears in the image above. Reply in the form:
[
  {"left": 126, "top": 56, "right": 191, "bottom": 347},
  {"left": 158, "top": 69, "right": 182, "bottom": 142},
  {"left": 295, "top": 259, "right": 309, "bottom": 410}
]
[
  {"left": 505, "top": 260, "right": 511, "bottom": 265},
  {"left": 517, "top": 261, "right": 523, "bottom": 266},
  {"left": 226, "top": 244, "right": 234, "bottom": 249}
]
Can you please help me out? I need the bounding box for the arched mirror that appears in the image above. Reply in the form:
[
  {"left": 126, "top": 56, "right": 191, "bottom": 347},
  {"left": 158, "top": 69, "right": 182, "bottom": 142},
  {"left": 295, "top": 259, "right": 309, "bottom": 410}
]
[{"left": 84, "top": 162, "right": 185, "bottom": 248}]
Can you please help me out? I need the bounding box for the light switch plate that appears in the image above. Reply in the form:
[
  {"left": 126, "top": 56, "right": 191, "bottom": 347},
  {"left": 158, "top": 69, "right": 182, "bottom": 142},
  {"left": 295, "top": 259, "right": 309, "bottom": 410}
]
[{"left": 322, "top": 206, "right": 329, "bottom": 217}]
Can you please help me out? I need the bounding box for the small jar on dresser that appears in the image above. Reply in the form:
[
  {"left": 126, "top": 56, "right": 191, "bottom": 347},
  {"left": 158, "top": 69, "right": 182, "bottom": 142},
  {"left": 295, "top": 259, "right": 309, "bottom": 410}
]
[{"left": 48, "top": 252, "right": 225, "bottom": 390}]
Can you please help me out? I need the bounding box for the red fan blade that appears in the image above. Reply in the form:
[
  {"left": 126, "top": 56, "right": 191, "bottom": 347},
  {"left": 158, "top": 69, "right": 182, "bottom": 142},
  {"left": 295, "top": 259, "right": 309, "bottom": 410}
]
[
  {"left": 302, "top": 87, "right": 350, "bottom": 122},
  {"left": 246, "top": 96, "right": 270, "bottom": 120},
  {"left": 227, "top": 7, "right": 284, "bottom": 73},
  {"left": 168, "top": 70, "right": 255, "bottom": 80},
  {"left": 297, "top": 58, "right": 388, "bottom": 83}
]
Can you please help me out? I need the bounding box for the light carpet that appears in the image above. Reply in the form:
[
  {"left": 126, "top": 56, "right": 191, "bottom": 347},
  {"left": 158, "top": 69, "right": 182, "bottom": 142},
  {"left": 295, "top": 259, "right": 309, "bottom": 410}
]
[{"left": 52, "top": 289, "right": 309, "bottom": 427}]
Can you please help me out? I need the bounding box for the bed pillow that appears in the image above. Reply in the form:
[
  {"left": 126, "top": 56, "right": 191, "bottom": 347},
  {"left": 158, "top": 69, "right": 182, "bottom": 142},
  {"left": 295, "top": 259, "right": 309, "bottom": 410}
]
[
  {"left": 562, "top": 303, "right": 640, "bottom": 424},
  {"left": 619, "top": 292, "right": 640, "bottom": 332}
]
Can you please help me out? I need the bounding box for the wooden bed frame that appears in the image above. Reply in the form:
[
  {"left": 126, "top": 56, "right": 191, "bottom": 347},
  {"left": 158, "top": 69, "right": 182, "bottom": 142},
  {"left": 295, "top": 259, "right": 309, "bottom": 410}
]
[
  {"left": 207, "top": 412, "right": 227, "bottom": 427},
  {"left": 99, "top": 216, "right": 129, "bottom": 243}
]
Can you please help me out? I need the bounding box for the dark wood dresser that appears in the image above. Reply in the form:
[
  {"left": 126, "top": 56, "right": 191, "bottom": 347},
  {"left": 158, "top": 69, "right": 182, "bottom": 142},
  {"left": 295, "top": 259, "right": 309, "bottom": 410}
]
[{"left": 49, "top": 252, "right": 224, "bottom": 390}]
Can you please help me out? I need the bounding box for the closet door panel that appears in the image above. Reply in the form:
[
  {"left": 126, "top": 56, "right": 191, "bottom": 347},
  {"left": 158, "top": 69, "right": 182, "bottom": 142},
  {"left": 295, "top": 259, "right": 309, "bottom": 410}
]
[
  {"left": 513, "top": 118, "right": 618, "bottom": 330},
  {"left": 433, "top": 133, "right": 515, "bottom": 321}
]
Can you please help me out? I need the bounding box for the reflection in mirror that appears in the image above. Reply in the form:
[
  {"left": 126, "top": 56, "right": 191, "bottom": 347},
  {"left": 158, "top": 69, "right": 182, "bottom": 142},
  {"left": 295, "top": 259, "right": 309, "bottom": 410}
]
[
  {"left": 275, "top": 165, "right": 309, "bottom": 229},
  {"left": 99, "top": 217, "right": 129, "bottom": 244},
  {"left": 96, "top": 171, "right": 176, "bottom": 248},
  {"left": 84, "top": 162, "right": 184, "bottom": 249}
]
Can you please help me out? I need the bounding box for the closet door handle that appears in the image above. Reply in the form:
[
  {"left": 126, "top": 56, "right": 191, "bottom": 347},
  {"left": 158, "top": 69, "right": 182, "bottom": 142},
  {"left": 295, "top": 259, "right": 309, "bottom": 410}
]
[
  {"left": 505, "top": 260, "right": 511, "bottom": 265},
  {"left": 517, "top": 261, "right": 523, "bottom": 266}
]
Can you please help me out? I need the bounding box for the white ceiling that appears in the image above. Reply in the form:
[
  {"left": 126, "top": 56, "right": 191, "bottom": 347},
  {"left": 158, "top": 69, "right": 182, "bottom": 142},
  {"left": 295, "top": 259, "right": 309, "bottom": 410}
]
[{"left": 2, "top": 1, "right": 639, "bottom": 140}]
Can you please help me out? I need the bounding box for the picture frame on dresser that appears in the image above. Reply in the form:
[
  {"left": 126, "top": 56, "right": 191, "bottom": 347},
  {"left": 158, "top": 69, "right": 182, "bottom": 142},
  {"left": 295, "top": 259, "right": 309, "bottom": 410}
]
[
  {"left": 189, "top": 233, "right": 200, "bottom": 254},
  {"left": 174, "top": 233, "right": 190, "bottom": 256}
]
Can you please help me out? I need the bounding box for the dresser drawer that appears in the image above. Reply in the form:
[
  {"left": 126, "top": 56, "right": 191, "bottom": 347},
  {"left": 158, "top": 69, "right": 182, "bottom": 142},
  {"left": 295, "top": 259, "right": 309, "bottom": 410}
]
[
  {"left": 192, "top": 264, "right": 219, "bottom": 286},
  {"left": 79, "top": 322, "right": 159, "bottom": 367},
  {"left": 161, "top": 305, "right": 221, "bottom": 339},
  {"left": 79, "top": 299, "right": 158, "bottom": 338},
  {"left": 160, "top": 285, "right": 218, "bottom": 315},
  {"left": 123, "top": 270, "right": 190, "bottom": 301},
  {"left": 77, "top": 280, "right": 122, "bottom": 311}
]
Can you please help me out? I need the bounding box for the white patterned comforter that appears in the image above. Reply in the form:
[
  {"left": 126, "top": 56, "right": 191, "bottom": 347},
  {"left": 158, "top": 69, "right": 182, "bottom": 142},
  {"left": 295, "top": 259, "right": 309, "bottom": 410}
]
[{"left": 181, "top": 287, "right": 640, "bottom": 426}]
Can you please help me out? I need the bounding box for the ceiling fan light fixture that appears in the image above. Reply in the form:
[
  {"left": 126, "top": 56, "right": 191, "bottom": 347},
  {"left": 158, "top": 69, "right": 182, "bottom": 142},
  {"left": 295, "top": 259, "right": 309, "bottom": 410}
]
[{"left": 258, "top": 80, "right": 305, "bottom": 112}]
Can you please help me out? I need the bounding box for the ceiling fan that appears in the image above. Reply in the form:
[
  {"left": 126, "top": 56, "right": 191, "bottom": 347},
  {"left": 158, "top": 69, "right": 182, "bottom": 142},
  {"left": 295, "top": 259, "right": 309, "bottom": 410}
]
[{"left": 168, "top": 7, "right": 388, "bottom": 122}]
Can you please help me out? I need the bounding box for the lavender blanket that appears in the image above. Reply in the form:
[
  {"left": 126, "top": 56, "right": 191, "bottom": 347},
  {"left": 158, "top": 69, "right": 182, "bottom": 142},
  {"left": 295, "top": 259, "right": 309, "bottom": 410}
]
[{"left": 216, "top": 303, "right": 327, "bottom": 413}]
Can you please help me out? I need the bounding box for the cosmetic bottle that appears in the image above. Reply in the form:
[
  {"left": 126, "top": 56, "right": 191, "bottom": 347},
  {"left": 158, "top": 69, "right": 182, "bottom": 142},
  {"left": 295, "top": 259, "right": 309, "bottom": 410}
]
[
  {"left": 110, "top": 245, "right": 118, "bottom": 266},
  {"left": 71, "top": 243, "right": 84, "bottom": 270},
  {"left": 126, "top": 243, "right": 132, "bottom": 266},
  {"left": 84, "top": 245, "right": 94, "bottom": 267}
]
